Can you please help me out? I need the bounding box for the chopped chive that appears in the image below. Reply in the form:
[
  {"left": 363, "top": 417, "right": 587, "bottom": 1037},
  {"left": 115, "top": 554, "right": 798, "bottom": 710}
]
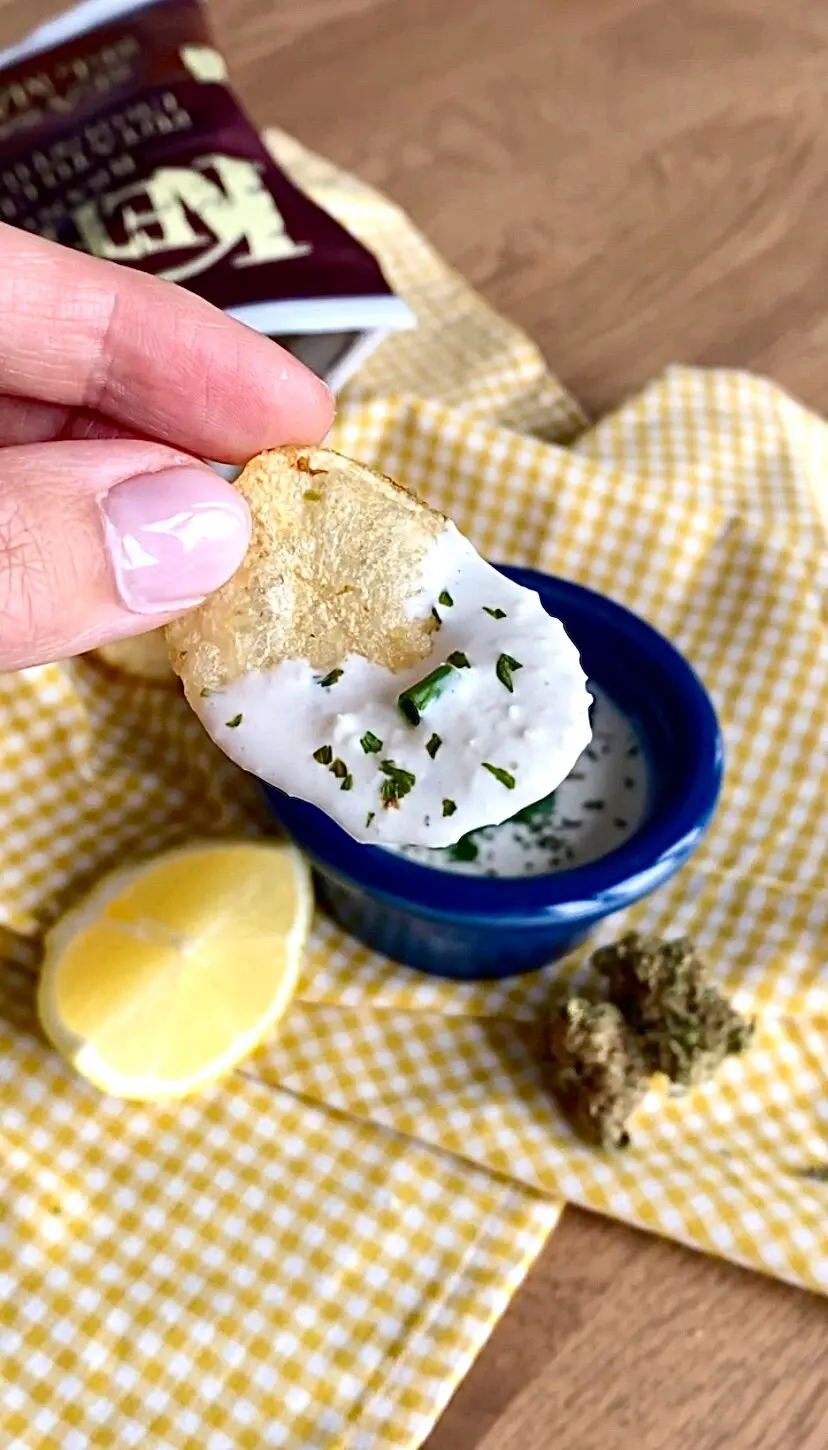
[
  {"left": 313, "top": 745, "right": 333, "bottom": 765},
  {"left": 360, "top": 731, "right": 383, "bottom": 754},
  {"left": 398, "top": 663, "right": 457, "bottom": 725},
  {"left": 379, "top": 759, "right": 416, "bottom": 808},
  {"left": 451, "top": 835, "right": 478, "bottom": 861},
  {"left": 495, "top": 653, "right": 523, "bottom": 692},
  {"left": 442, "top": 798, "right": 457, "bottom": 817},
  {"left": 431, "top": 608, "right": 442, "bottom": 629},
  {"left": 438, "top": 590, "right": 454, "bottom": 607},
  {"left": 225, "top": 713, "right": 243, "bottom": 728},
  {"left": 331, "top": 758, "right": 348, "bottom": 779},
  {"left": 426, "top": 733, "right": 442, "bottom": 759},
  {"left": 447, "top": 651, "right": 470, "bottom": 669},
  {"left": 340, "top": 773, "right": 353, "bottom": 791},
  {"left": 303, "top": 489, "right": 322, "bottom": 501},
  {"left": 379, "top": 761, "right": 416, "bottom": 790},
  {"left": 318, "top": 668, "right": 344, "bottom": 688},
  {"left": 482, "top": 762, "right": 516, "bottom": 789},
  {"left": 366, "top": 811, "right": 375, "bottom": 827},
  {"left": 483, "top": 606, "right": 507, "bottom": 619}
]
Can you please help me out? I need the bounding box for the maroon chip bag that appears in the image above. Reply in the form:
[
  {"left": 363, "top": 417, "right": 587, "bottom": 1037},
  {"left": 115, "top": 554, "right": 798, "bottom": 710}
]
[{"left": 0, "top": 0, "right": 414, "bottom": 388}]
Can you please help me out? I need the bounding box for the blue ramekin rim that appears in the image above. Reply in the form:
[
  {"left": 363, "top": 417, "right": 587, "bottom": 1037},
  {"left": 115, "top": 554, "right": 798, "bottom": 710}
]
[{"left": 262, "top": 567, "right": 724, "bottom": 923}]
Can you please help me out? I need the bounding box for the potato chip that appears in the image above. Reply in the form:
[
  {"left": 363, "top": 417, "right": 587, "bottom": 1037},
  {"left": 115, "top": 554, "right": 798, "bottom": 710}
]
[
  {"left": 166, "top": 447, "right": 445, "bottom": 696},
  {"left": 167, "top": 448, "right": 592, "bottom": 849},
  {"left": 95, "top": 631, "right": 176, "bottom": 684}
]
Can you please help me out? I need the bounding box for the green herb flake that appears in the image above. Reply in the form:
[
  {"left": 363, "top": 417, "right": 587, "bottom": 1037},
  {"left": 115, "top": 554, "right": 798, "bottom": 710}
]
[
  {"left": 442, "top": 798, "right": 457, "bottom": 817},
  {"left": 303, "top": 488, "right": 322, "bottom": 501},
  {"left": 313, "top": 744, "right": 334, "bottom": 765},
  {"left": 482, "top": 762, "right": 516, "bottom": 789},
  {"left": 450, "top": 834, "right": 478, "bottom": 861},
  {"left": 366, "top": 811, "right": 376, "bottom": 828},
  {"left": 340, "top": 773, "right": 353, "bottom": 791},
  {"left": 379, "top": 760, "right": 416, "bottom": 809},
  {"left": 447, "top": 651, "right": 470, "bottom": 669},
  {"left": 426, "top": 733, "right": 442, "bottom": 759},
  {"left": 798, "top": 1164, "right": 828, "bottom": 1183},
  {"left": 483, "top": 606, "right": 507, "bottom": 619},
  {"left": 495, "top": 653, "right": 523, "bottom": 692},
  {"left": 431, "top": 608, "right": 442, "bottom": 629},
  {"left": 331, "top": 758, "right": 348, "bottom": 779},
  {"left": 225, "top": 713, "right": 243, "bottom": 728},
  {"left": 380, "top": 761, "right": 416, "bottom": 790},
  {"left": 318, "top": 668, "right": 344, "bottom": 688},
  {"left": 360, "top": 731, "right": 383, "bottom": 754},
  {"left": 200, "top": 687, "right": 213, "bottom": 698},
  {"left": 438, "top": 590, "right": 454, "bottom": 607}
]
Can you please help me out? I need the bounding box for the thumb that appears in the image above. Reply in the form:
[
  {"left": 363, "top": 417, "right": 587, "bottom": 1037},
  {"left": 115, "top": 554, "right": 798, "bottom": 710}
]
[{"left": 0, "top": 439, "right": 250, "bottom": 671}]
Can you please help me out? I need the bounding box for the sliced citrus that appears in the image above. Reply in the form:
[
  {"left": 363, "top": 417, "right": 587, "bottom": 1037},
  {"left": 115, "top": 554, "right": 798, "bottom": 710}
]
[{"left": 37, "top": 840, "right": 312, "bottom": 1101}]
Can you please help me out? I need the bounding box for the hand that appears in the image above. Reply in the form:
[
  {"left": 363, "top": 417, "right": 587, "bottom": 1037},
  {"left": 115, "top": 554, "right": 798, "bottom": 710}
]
[{"left": 0, "top": 224, "right": 333, "bottom": 672}]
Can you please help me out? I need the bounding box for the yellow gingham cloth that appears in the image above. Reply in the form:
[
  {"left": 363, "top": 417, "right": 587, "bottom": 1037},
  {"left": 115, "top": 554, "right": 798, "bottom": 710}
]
[{"left": 1, "top": 128, "right": 827, "bottom": 1447}]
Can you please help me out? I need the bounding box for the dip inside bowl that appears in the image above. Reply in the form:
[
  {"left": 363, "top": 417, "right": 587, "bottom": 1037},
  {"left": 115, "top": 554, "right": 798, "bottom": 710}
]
[
  {"left": 261, "top": 567, "right": 723, "bottom": 979},
  {"left": 397, "top": 684, "right": 648, "bottom": 878}
]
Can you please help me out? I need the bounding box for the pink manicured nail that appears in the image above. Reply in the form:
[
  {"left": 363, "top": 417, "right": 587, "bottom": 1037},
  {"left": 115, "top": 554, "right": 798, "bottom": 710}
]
[{"left": 102, "top": 467, "right": 250, "bottom": 615}]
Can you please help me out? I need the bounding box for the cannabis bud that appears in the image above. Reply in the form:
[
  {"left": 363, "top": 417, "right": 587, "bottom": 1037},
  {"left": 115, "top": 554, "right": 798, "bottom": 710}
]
[
  {"left": 547, "top": 932, "right": 754, "bottom": 1149},
  {"left": 593, "top": 932, "right": 754, "bottom": 1087},
  {"left": 547, "top": 999, "right": 648, "bottom": 1150}
]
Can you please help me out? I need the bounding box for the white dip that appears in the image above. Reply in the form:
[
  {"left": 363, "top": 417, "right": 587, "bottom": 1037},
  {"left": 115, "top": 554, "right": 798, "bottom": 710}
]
[
  {"left": 397, "top": 689, "right": 648, "bottom": 874},
  {"left": 196, "top": 526, "right": 593, "bottom": 848}
]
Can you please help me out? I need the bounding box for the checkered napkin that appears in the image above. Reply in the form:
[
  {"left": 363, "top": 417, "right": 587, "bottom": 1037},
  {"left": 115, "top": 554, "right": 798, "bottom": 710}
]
[{"left": 1, "top": 128, "right": 827, "bottom": 1449}]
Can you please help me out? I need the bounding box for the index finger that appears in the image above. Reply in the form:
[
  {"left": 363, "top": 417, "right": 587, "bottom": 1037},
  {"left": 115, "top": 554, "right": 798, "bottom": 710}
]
[{"left": 0, "top": 224, "right": 333, "bottom": 462}]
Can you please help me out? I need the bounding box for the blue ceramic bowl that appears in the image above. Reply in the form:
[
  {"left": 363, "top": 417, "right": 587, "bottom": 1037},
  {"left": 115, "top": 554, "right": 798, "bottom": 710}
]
[{"left": 261, "top": 567, "right": 723, "bottom": 980}]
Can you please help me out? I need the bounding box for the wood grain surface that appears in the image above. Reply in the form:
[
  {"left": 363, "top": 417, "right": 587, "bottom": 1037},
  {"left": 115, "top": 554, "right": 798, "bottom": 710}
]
[{"left": 1, "top": 0, "right": 826, "bottom": 1445}]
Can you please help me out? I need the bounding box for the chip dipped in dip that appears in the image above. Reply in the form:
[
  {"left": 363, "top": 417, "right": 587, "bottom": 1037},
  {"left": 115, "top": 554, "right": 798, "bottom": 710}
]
[{"left": 166, "top": 448, "right": 592, "bottom": 847}]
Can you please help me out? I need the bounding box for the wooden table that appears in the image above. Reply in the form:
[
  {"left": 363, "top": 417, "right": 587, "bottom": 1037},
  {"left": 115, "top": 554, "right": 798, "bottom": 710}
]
[{"left": 2, "top": 0, "right": 826, "bottom": 1445}]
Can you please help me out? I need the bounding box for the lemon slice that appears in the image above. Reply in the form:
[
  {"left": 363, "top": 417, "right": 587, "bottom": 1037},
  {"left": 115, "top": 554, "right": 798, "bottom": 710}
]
[{"left": 38, "top": 841, "right": 312, "bottom": 1101}]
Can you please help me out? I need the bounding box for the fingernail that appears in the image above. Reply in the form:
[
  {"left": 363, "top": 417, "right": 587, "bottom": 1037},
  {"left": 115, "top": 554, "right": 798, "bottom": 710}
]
[{"left": 102, "top": 467, "right": 250, "bottom": 615}]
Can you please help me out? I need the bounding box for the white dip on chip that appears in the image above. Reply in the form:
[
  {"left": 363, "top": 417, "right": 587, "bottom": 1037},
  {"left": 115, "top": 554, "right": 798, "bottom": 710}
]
[{"left": 196, "top": 526, "right": 592, "bottom": 847}]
